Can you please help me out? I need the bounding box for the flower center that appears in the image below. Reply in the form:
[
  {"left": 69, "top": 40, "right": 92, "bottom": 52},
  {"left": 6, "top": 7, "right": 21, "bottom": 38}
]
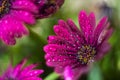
[
  {"left": 77, "top": 45, "right": 96, "bottom": 65},
  {"left": 0, "top": 0, "right": 11, "bottom": 18}
]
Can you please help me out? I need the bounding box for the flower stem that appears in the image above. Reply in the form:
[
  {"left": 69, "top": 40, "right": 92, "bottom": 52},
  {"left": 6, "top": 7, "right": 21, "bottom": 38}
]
[{"left": 44, "top": 72, "right": 60, "bottom": 80}]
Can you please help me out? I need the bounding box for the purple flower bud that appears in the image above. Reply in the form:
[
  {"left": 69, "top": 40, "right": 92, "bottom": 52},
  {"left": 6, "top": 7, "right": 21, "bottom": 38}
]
[{"left": 33, "top": 0, "right": 65, "bottom": 18}]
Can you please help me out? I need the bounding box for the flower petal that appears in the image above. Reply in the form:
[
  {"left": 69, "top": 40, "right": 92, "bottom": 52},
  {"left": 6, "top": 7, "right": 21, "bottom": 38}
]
[
  {"left": 78, "top": 10, "right": 87, "bottom": 34},
  {"left": 79, "top": 10, "right": 96, "bottom": 43},
  {"left": 20, "top": 64, "right": 38, "bottom": 77},
  {"left": 88, "top": 12, "right": 96, "bottom": 44},
  {"left": 13, "top": 59, "right": 27, "bottom": 77},
  {"left": 98, "top": 27, "right": 113, "bottom": 45},
  {"left": 54, "top": 24, "right": 81, "bottom": 47},
  {"left": 93, "top": 17, "right": 108, "bottom": 45},
  {"left": 23, "top": 77, "right": 42, "bottom": 80},
  {"left": 23, "top": 70, "right": 44, "bottom": 77},
  {"left": 44, "top": 44, "right": 77, "bottom": 54},
  {"left": 63, "top": 66, "right": 89, "bottom": 80},
  {"left": 12, "top": 0, "right": 38, "bottom": 13},
  {"left": 96, "top": 42, "right": 111, "bottom": 60},
  {"left": 0, "top": 16, "right": 28, "bottom": 45},
  {"left": 11, "top": 10, "right": 35, "bottom": 24},
  {"left": 47, "top": 36, "right": 79, "bottom": 49},
  {"left": 67, "top": 19, "right": 84, "bottom": 45}
]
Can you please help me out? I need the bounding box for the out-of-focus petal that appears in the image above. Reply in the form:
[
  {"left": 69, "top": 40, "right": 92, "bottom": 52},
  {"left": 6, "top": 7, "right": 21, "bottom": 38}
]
[
  {"left": 11, "top": 10, "right": 35, "bottom": 24},
  {"left": 12, "top": 0, "right": 38, "bottom": 13},
  {"left": 64, "top": 66, "right": 89, "bottom": 80},
  {"left": 0, "top": 0, "right": 37, "bottom": 45},
  {"left": 35, "top": 0, "right": 64, "bottom": 18},
  {"left": 0, "top": 59, "right": 43, "bottom": 80},
  {"left": 0, "top": 16, "right": 28, "bottom": 45}
]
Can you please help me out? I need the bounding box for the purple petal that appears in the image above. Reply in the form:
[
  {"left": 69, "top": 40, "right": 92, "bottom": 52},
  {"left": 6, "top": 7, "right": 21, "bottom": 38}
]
[
  {"left": 66, "top": 19, "right": 81, "bottom": 34},
  {"left": 0, "top": 59, "right": 43, "bottom": 80},
  {"left": 64, "top": 66, "right": 74, "bottom": 80},
  {"left": 0, "top": 16, "right": 28, "bottom": 45},
  {"left": 47, "top": 36, "right": 79, "bottom": 49},
  {"left": 13, "top": 59, "right": 27, "bottom": 77},
  {"left": 22, "top": 70, "right": 44, "bottom": 77},
  {"left": 98, "top": 28, "right": 113, "bottom": 45},
  {"left": 67, "top": 19, "right": 84, "bottom": 45},
  {"left": 12, "top": 0, "right": 38, "bottom": 13},
  {"left": 78, "top": 10, "right": 87, "bottom": 34},
  {"left": 63, "top": 66, "right": 89, "bottom": 80},
  {"left": 78, "top": 11, "right": 96, "bottom": 43},
  {"left": 88, "top": 12, "right": 96, "bottom": 44},
  {"left": 78, "top": 11, "right": 89, "bottom": 43},
  {"left": 44, "top": 44, "right": 77, "bottom": 54},
  {"left": 48, "top": 36, "right": 67, "bottom": 44},
  {"left": 93, "top": 17, "right": 108, "bottom": 45},
  {"left": 11, "top": 10, "right": 35, "bottom": 24},
  {"left": 54, "top": 24, "right": 72, "bottom": 41},
  {"left": 54, "top": 24, "right": 80, "bottom": 47},
  {"left": 2, "top": 65, "right": 13, "bottom": 78},
  {"left": 20, "top": 64, "right": 38, "bottom": 76},
  {"left": 88, "top": 12, "right": 96, "bottom": 28},
  {"left": 46, "top": 54, "right": 76, "bottom": 67},
  {"left": 56, "top": 20, "right": 83, "bottom": 46},
  {"left": 23, "top": 77, "right": 42, "bottom": 80},
  {"left": 0, "top": 78, "right": 3, "bottom": 80},
  {"left": 96, "top": 42, "right": 111, "bottom": 60}
]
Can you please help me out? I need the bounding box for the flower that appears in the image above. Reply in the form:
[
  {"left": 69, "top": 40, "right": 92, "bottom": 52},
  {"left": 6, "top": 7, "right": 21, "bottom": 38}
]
[
  {"left": 0, "top": 0, "right": 38, "bottom": 45},
  {"left": 32, "top": 0, "right": 65, "bottom": 18},
  {"left": 0, "top": 59, "right": 44, "bottom": 80},
  {"left": 44, "top": 10, "right": 113, "bottom": 80}
]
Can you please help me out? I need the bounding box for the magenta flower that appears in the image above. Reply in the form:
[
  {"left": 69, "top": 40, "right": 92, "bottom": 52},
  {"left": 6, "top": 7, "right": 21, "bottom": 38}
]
[
  {"left": 44, "top": 10, "right": 113, "bottom": 80},
  {"left": 0, "top": 59, "right": 43, "bottom": 80},
  {"left": 32, "top": 0, "right": 65, "bottom": 18},
  {"left": 0, "top": 0, "right": 38, "bottom": 45}
]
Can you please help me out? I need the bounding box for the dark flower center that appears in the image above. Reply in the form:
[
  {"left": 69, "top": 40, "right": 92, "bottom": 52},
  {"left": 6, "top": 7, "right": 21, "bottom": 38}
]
[
  {"left": 77, "top": 45, "right": 96, "bottom": 65},
  {"left": 0, "top": 0, "right": 11, "bottom": 18}
]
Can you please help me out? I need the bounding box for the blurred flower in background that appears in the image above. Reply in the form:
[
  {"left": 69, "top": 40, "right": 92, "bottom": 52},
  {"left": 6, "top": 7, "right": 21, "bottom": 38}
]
[
  {"left": 33, "top": 0, "right": 65, "bottom": 19},
  {"left": 0, "top": 59, "right": 43, "bottom": 80},
  {"left": 0, "top": 0, "right": 38, "bottom": 45}
]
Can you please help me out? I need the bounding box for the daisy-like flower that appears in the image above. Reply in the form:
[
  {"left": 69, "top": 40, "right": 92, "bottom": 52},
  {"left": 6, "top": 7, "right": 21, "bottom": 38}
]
[
  {"left": 0, "top": 0, "right": 38, "bottom": 45},
  {"left": 33, "top": 0, "right": 64, "bottom": 18},
  {"left": 0, "top": 59, "right": 44, "bottom": 80},
  {"left": 44, "top": 10, "right": 113, "bottom": 80}
]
